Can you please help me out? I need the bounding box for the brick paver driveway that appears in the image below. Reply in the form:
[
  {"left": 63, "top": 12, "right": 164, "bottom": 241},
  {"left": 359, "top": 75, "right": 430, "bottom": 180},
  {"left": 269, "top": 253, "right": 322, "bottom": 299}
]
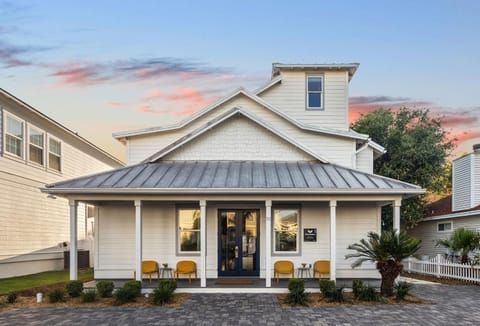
[{"left": 1, "top": 284, "right": 479, "bottom": 325}]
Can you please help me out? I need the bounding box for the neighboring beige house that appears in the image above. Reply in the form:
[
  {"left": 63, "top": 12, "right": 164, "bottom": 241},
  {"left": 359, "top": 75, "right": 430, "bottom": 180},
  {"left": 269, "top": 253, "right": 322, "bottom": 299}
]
[
  {"left": 43, "top": 63, "right": 424, "bottom": 287},
  {"left": 0, "top": 88, "right": 123, "bottom": 278},
  {"left": 409, "top": 145, "right": 480, "bottom": 257}
]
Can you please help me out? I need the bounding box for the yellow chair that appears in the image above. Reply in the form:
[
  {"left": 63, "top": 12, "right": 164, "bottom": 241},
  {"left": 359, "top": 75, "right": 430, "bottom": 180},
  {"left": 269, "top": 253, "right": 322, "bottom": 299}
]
[
  {"left": 273, "top": 260, "right": 294, "bottom": 283},
  {"left": 142, "top": 260, "right": 159, "bottom": 284},
  {"left": 313, "top": 260, "right": 330, "bottom": 279},
  {"left": 174, "top": 260, "right": 197, "bottom": 283}
]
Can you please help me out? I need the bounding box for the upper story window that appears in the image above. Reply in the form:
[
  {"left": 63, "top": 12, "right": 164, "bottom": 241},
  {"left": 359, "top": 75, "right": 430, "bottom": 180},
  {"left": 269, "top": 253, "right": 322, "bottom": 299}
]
[
  {"left": 178, "top": 207, "right": 201, "bottom": 253},
  {"left": 48, "top": 137, "right": 62, "bottom": 171},
  {"left": 29, "top": 127, "right": 44, "bottom": 165},
  {"left": 306, "top": 76, "right": 323, "bottom": 110},
  {"left": 5, "top": 114, "right": 24, "bottom": 158},
  {"left": 273, "top": 208, "right": 300, "bottom": 254}
]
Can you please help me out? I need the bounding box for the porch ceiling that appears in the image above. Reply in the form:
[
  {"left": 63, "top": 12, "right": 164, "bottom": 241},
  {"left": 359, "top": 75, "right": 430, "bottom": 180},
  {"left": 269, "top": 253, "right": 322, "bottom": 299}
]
[{"left": 43, "top": 161, "right": 423, "bottom": 196}]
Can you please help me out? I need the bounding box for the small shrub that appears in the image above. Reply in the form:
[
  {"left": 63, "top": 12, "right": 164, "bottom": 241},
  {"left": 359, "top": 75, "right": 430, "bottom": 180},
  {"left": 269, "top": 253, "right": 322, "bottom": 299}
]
[
  {"left": 81, "top": 289, "right": 98, "bottom": 303},
  {"left": 352, "top": 279, "right": 364, "bottom": 299},
  {"left": 327, "top": 287, "right": 345, "bottom": 302},
  {"left": 113, "top": 287, "right": 136, "bottom": 305},
  {"left": 151, "top": 279, "right": 177, "bottom": 305},
  {"left": 394, "top": 281, "right": 413, "bottom": 301},
  {"left": 285, "top": 278, "right": 309, "bottom": 306},
  {"left": 65, "top": 280, "right": 84, "bottom": 297},
  {"left": 357, "top": 286, "right": 382, "bottom": 302},
  {"left": 96, "top": 280, "right": 115, "bottom": 298},
  {"left": 7, "top": 292, "right": 17, "bottom": 304},
  {"left": 319, "top": 279, "right": 336, "bottom": 296},
  {"left": 123, "top": 280, "right": 142, "bottom": 297},
  {"left": 48, "top": 288, "right": 65, "bottom": 303}
]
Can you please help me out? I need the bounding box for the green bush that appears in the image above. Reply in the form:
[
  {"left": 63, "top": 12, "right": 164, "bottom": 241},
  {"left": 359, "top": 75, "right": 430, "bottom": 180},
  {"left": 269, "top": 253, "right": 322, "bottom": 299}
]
[
  {"left": 285, "top": 278, "right": 310, "bottom": 306},
  {"left": 48, "top": 288, "right": 65, "bottom": 303},
  {"left": 113, "top": 287, "right": 136, "bottom": 305},
  {"left": 319, "top": 279, "right": 336, "bottom": 296},
  {"left": 357, "top": 286, "right": 382, "bottom": 302},
  {"left": 65, "top": 280, "right": 84, "bottom": 297},
  {"left": 150, "top": 279, "right": 177, "bottom": 305},
  {"left": 326, "top": 287, "right": 345, "bottom": 302},
  {"left": 123, "top": 280, "right": 142, "bottom": 297},
  {"left": 81, "top": 289, "right": 98, "bottom": 303},
  {"left": 7, "top": 292, "right": 17, "bottom": 304},
  {"left": 394, "top": 281, "right": 413, "bottom": 300},
  {"left": 352, "top": 279, "right": 364, "bottom": 299},
  {"left": 96, "top": 280, "right": 115, "bottom": 298}
]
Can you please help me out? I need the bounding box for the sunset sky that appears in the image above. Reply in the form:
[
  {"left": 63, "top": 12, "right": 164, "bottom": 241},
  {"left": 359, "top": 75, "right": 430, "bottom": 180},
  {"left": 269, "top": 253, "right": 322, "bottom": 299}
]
[{"left": 1, "top": 0, "right": 479, "bottom": 161}]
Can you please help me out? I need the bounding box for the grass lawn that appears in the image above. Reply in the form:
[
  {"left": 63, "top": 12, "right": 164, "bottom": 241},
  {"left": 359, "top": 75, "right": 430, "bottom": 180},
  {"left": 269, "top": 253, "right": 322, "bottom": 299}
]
[{"left": 0, "top": 269, "right": 93, "bottom": 295}]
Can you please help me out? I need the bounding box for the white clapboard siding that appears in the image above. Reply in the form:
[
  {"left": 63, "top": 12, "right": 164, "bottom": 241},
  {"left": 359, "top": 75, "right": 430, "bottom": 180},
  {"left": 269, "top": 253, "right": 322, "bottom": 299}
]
[
  {"left": 408, "top": 214, "right": 480, "bottom": 257},
  {"left": 473, "top": 152, "right": 480, "bottom": 207},
  {"left": 127, "top": 93, "right": 355, "bottom": 167},
  {"left": 453, "top": 154, "right": 472, "bottom": 211},
  {"left": 356, "top": 147, "right": 373, "bottom": 174},
  {"left": 164, "top": 115, "right": 314, "bottom": 161},
  {"left": 259, "top": 71, "right": 348, "bottom": 131}
]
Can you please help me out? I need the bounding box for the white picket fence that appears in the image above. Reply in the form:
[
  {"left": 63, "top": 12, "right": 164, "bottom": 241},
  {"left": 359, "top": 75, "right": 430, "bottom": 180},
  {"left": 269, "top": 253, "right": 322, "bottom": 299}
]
[{"left": 404, "top": 254, "right": 480, "bottom": 283}]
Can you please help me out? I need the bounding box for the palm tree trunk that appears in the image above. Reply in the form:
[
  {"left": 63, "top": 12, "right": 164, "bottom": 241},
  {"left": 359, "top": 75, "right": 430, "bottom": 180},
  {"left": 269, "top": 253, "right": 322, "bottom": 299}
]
[{"left": 377, "top": 260, "right": 403, "bottom": 296}]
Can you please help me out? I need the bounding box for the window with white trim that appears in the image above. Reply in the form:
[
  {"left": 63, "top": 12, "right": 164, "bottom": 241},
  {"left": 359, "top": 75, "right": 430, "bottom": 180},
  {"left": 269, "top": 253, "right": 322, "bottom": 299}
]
[
  {"left": 437, "top": 222, "right": 452, "bottom": 232},
  {"left": 178, "top": 208, "right": 201, "bottom": 253},
  {"left": 306, "top": 76, "right": 323, "bottom": 109},
  {"left": 29, "top": 126, "right": 44, "bottom": 165},
  {"left": 5, "top": 114, "right": 24, "bottom": 157},
  {"left": 273, "top": 208, "right": 299, "bottom": 253},
  {"left": 48, "top": 138, "right": 62, "bottom": 171}
]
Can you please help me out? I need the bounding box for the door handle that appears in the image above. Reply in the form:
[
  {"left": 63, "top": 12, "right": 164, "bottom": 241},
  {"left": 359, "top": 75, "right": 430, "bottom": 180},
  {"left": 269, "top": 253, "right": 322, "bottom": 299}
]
[{"left": 234, "top": 246, "right": 239, "bottom": 258}]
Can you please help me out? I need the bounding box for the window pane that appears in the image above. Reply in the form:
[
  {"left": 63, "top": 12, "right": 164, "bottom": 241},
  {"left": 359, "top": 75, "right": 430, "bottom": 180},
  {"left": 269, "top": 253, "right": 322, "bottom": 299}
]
[
  {"left": 5, "top": 135, "right": 22, "bottom": 156},
  {"left": 308, "top": 93, "right": 321, "bottom": 108},
  {"left": 275, "top": 231, "right": 297, "bottom": 252},
  {"left": 6, "top": 116, "right": 23, "bottom": 138},
  {"left": 49, "top": 153, "right": 61, "bottom": 171},
  {"left": 180, "top": 231, "right": 200, "bottom": 251},
  {"left": 29, "top": 128, "right": 44, "bottom": 147},
  {"left": 445, "top": 223, "right": 452, "bottom": 231},
  {"left": 308, "top": 77, "right": 322, "bottom": 91},
  {"left": 179, "top": 209, "right": 200, "bottom": 230},
  {"left": 49, "top": 139, "right": 61, "bottom": 155},
  {"left": 29, "top": 145, "right": 43, "bottom": 164},
  {"left": 274, "top": 209, "right": 298, "bottom": 231}
]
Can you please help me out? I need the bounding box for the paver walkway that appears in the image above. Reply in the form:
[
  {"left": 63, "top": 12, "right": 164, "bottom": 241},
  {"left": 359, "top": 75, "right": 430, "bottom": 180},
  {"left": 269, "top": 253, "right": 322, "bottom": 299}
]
[{"left": 1, "top": 284, "right": 479, "bottom": 325}]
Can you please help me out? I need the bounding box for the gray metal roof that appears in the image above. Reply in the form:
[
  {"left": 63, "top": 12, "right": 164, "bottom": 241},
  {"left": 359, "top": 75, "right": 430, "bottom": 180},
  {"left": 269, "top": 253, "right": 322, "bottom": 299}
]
[{"left": 44, "top": 161, "right": 422, "bottom": 194}]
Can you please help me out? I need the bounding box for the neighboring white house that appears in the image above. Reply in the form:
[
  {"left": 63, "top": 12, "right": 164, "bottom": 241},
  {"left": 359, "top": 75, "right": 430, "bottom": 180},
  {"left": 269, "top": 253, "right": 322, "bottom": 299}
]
[
  {"left": 409, "top": 145, "right": 480, "bottom": 257},
  {"left": 0, "top": 88, "right": 123, "bottom": 278},
  {"left": 43, "top": 63, "right": 424, "bottom": 287}
]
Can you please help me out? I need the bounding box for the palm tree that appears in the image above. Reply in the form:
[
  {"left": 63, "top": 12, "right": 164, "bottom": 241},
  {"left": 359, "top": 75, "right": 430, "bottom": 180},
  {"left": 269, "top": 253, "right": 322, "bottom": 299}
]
[
  {"left": 436, "top": 228, "right": 480, "bottom": 264},
  {"left": 345, "top": 230, "right": 421, "bottom": 296}
]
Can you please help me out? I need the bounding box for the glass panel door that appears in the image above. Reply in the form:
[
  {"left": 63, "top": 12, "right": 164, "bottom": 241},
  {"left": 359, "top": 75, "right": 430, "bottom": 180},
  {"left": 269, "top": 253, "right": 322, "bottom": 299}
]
[{"left": 218, "top": 209, "right": 259, "bottom": 276}]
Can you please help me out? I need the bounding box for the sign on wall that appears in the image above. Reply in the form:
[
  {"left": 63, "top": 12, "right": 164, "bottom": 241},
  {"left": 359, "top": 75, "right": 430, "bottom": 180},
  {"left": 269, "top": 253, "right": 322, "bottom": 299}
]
[{"left": 303, "top": 228, "right": 317, "bottom": 242}]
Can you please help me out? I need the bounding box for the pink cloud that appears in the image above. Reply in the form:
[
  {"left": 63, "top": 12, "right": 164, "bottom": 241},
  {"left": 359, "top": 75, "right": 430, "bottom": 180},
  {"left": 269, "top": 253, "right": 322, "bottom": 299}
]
[
  {"left": 107, "top": 102, "right": 125, "bottom": 108},
  {"left": 144, "top": 89, "right": 163, "bottom": 99}
]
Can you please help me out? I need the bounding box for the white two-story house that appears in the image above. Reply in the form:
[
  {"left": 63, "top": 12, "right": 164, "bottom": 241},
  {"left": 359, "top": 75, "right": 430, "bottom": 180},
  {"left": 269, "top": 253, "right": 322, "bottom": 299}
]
[
  {"left": 43, "top": 63, "right": 424, "bottom": 287},
  {"left": 0, "top": 88, "right": 123, "bottom": 278}
]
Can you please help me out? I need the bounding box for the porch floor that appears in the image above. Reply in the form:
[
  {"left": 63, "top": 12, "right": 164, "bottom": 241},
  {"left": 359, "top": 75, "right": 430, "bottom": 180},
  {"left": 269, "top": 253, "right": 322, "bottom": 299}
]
[{"left": 84, "top": 278, "right": 381, "bottom": 293}]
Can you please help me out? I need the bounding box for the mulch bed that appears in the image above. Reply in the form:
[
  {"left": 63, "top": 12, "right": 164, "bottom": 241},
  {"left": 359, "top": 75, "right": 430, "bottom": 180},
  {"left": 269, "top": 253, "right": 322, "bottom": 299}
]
[
  {"left": 277, "top": 293, "right": 430, "bottom": 307},
  {"left": 0, "top": 293, "right": 190, "bottom": 311},
  {"left": 401, "top": 272, "right": 480, "bottom": 286}
]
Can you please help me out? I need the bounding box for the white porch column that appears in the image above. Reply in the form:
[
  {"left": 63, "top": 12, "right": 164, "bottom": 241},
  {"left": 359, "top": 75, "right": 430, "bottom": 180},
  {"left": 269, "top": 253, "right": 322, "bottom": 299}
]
[
  {"left": 134, "top": 200, "right": 142, "bottom": 282},
  {"left": 393, "top": 199, "right": 401, "bottom": 234},
  {"left": 200, "top": 200, "right": 207, "bottom": 288},
  {"left": 265, "top": 200, "right": 272, "bottom": 288},
  {"left": 69, "top": 199, "right": 78, "bottom": 280},
  {"left": 329, "top": 200, "right": 337, "bottom": 281}
]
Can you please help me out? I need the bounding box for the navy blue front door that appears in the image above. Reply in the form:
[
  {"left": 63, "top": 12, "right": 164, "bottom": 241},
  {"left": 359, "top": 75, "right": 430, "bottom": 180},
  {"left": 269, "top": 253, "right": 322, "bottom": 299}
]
[{"left": 218, "top": 209, "right": 259, "bottom": 276}]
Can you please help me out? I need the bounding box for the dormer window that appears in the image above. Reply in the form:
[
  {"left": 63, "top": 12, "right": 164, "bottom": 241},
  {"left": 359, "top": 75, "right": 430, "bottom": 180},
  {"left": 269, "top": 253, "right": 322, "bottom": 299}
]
[{"left": 306, "top": 76, "right": 323, "bottom": 110}]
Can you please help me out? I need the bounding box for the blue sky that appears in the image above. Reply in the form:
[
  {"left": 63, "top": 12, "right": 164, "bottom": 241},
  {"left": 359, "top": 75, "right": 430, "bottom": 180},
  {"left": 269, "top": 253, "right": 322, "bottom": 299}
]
[{"left": 1, "top": 0, "right": 479, "bottom": 160}]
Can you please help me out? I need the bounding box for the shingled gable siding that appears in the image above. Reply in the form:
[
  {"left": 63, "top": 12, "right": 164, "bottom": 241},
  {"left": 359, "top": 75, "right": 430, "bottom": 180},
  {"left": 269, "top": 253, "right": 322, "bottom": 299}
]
[
  {"left": 164, "top": 115, "right": 314, "bottom": 161},
  {"left": 127, "top": 95, "right": 355, "bottom": 166},
  {"left": 258, "top": 71, "right": 349, "bottom": 131}
]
